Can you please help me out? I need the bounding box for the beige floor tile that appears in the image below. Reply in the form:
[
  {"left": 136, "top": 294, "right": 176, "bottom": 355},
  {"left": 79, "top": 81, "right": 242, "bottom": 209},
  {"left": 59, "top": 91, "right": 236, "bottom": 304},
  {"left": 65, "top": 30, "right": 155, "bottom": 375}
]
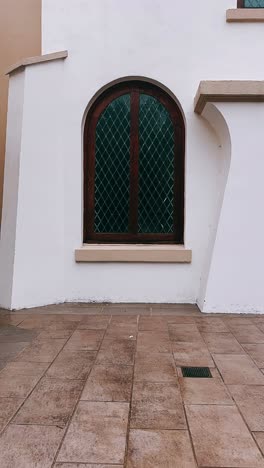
[
  {"left": 101, "top": 306, "right": 127, "bottom": 314},
  {"left": 224, "top": 317, "right": 254, "bottom": 327},
  {"left": 168, "top": 324, "right": 203, "bottom": 342},
  {"left": 36, "top": 321, "right": 78, "bottom": 340},
  {"left": 152, "top": 304, "right": 199, "bottom": 313},
  {"left": 179, "top": 377, "right": 233, "bottom": 405},
  {"left": 196, "top": 318, "right": 229, "bottom": 333},
  {"left": 0, "top": 362, "right": 47, "bottom": 398},
  {"left": 105, "top": 316, "right": 138, "bottom": 339},
  {"left": 36, "top": 329, "right": 72, "bottom": 340},
  {"left": 96, "top": 338, "right": 136, "bottom": 366},
  {"left": 138, "top": 317, "right": 169, "bottom": 331},
  {"left": 125, "top": 303, "right": 150, "bottom": 309},
  {"left": 213, "top": 354, "right": 264, "bottom": 385},
  {"left": 110, "top": 315, "right": 138, "bottom": 325},
  {"left": 0, "top": 424, "right": 63, "bottom": 468},
  {"left": 0, "top": 374, "right": 37, "bottom": 399},
  {"left": 109, "top": 309, "right": 147, "bottom": 316},
  {"left": 137, "top": 331, "right": 171, "bottom": 353},
  {"left": 126, "top": 429, "right": 196, "bottom": 467},
  {"left": 172, "top": 341, "right": 214, "bottom": 367},
  {"left": 57, "top": 401, "right": 129, "bottom": 464},
  {"left": 229, "top": 385, "right": 264, "bottom": 431},
  {"left": 18, "top": 315, "right": 58, "bottom": 329},
  {"left": 14, "top": 378, "right": 83, "bottom": 426},
  {"left": 77, "top": 315, "right": 111, "bottom": 330},
  {"left": 0, "top": 325, "right": 38, "bottom": 343},
  {"left": 0, "top": 341, "right": 30, "bottom": 361},
  {"left": 47, "top": 350, "right": 96, "bottom": 380},
  {"left": 202, "top": 332, "right": 244, "bottom": 354},
  {"left": 242, "top": 343, "right": 264, "bottom": 368},
  {"left": 65, "top": 330, "right": 104, "bottom": 351},
  {"left": 231, "top": 324, "right": 264, "bottom": 344},
  {"left": 54, "top": 465, "right": 123, "bottom": 467},
  {"left": 139, "top": 316, "right": 195, "bottom": 328},
  {"left": 61, "top": 307, "right": 103, "bottom": 315},
  {"left": 81, "top": 364, "right": 133, "bottom": 402},
  {"left": 0, "top": 397, "right": 23, "bottom": 433},
  {"left": 0, "top": 361, "right": 6, "bottom": 370},
  {"left": 104, "top": 325, "right": 137, "bottom": 340},
  {"left": 15, "top": 338, "right": 66, "bottom": 363},
  {"left": 54, "top": 314, "right": 85, "bottom": 321},
  {"left": 186, "top": 405, "right": 264, "bottom": 467},
  {"left": 254, "top": 432, "right": 264, "bottom": 456},
  {"left": 134, "top": 352, "right": 176, "bottom": 382},
  {"left": 130, "top": 381, "right": 186, "bottom": 429},
  {"left": 1, "top": 361, "right": 48, "bottom": 375},
  {"left": 0, "top": 315, "right": 29, "bottom": 326},
  {"left": 152, "top": 310, "right": 200, "bottom": 317},
  {"left": 255, "top": 322, "right": 264, "bottom": 333},
  {"left": 167, "top": 316, "right": 196, "bottom": 324}
]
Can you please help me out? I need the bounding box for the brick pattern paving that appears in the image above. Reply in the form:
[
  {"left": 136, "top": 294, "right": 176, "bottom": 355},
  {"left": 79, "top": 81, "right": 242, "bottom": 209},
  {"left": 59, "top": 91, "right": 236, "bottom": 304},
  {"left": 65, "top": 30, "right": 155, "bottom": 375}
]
[{"left": 1, "top": 304, "right": 264, "bottom": 466}]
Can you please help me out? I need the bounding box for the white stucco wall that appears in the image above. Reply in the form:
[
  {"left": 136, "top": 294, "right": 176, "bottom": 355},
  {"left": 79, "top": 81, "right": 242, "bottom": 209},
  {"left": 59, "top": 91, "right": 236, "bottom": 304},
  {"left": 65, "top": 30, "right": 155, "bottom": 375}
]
[
  {"left": 0, "top": 72, "right": 25, "bottom": 307},
  {"left": 1, "top": 0, "right": 264, "bottom": 310},
  {"left": 200, "top": 102, "right": 264, "bottom": 314}
]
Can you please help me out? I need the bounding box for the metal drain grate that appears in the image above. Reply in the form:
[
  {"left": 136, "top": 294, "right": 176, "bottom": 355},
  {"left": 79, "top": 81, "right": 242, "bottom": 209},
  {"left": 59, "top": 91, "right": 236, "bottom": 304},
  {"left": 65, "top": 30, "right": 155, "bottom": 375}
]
[{"left": 181, "top": 367, "right": 212, "bottom": 378}]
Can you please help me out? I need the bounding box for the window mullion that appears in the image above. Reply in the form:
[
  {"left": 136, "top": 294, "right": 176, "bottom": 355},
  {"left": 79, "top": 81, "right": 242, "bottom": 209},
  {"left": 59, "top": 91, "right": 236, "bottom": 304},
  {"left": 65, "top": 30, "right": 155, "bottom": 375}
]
[{"left": 129, "top": 89, "right": 140, "bottom": 235}]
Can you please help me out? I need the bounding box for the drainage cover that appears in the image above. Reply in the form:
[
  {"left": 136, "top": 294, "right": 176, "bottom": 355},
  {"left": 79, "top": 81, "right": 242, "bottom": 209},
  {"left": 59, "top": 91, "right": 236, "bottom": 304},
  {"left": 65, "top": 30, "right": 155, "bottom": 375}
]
[{"left": 181, "top": 367, "right": 212, "bottom": 378}]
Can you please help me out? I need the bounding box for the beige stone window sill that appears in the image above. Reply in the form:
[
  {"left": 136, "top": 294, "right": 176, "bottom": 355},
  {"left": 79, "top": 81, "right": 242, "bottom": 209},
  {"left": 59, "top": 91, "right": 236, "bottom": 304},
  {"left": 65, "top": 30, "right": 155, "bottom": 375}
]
[
  {"left": 226, "top": 9, "right": 264, "bottom": 22},
  {"left": 75, "top": 244, "right": 192, "bottom": 263}
]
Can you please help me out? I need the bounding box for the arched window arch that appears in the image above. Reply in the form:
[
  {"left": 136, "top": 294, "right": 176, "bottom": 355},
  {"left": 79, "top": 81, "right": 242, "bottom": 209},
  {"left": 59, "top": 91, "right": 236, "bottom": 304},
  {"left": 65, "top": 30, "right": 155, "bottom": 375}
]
[{"left": 83, "top": 81, "right": 185, "bottom": 243}]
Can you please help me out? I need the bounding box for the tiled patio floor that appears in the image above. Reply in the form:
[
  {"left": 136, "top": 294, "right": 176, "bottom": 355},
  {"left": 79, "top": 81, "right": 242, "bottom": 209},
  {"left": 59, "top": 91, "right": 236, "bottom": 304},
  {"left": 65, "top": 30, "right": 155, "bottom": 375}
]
[{"left": 1, "top": 303, "right": 264, "bottom": 466}]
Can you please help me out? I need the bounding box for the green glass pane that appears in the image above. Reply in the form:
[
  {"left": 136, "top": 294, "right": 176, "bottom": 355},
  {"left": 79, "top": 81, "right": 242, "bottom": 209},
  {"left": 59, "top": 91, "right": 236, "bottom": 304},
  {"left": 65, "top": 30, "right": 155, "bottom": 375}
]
[
  {"left": 138, "top": 94, "right": 174, "bottom": 234},
  {"left": 94, "top": 94, "right": 130, "bottom": 233},
  {"left": 244, "top": 0, "right": 264, "bottom": 6}
]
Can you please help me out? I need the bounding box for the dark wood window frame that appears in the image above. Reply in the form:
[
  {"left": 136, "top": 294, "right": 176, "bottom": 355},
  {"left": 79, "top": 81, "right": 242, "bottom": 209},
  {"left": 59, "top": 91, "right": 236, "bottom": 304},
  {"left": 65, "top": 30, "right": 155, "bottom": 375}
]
[{"left": 83, "top": 81, "right": 185, "bottom": 244}]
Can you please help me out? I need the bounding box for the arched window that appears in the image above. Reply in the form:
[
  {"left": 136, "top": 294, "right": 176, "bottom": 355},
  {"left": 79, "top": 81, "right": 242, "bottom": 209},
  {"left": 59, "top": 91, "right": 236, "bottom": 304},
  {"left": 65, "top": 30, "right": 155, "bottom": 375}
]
[{"left": 83, "top": 81, "right": 185, "bottom": 243}]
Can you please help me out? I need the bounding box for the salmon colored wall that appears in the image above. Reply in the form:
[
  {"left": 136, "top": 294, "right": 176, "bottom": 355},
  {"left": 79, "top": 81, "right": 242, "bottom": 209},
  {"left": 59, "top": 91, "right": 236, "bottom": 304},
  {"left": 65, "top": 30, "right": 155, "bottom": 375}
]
[{"left": 0, "top": 0, "right": 41, "bottom": 214}]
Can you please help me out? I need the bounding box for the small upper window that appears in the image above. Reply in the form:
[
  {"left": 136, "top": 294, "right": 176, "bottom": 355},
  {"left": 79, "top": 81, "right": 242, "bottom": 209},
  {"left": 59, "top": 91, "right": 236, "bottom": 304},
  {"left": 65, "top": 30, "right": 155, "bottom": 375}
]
[
  {"left": 237, "top": 0, "right": 264, "bottom": 7},
  {"left": 83, "top": 81, "right": 185, "bottom": 244}
]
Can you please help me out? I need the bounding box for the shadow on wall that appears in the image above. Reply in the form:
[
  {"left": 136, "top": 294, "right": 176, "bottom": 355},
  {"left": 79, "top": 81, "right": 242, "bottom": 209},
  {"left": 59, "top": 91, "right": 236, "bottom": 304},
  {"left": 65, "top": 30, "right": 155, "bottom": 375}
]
[{"left": 198, "top": 102, "right": 231, "bottom": 309}]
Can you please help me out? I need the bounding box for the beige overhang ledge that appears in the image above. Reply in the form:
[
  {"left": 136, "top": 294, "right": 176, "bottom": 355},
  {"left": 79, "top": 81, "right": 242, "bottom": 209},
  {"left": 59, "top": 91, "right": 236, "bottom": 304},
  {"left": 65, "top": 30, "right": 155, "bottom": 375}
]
[
  {"left": 226, "top": 8, "right": 264, "bottom": 22},
  {"left": 194, "top": 80, "right": 264, "bottom": 115},
  {"left": 6, "top": 50, "right": 68, "bottom": 75},
  {"left": 75, "top": 244, "right": 192, "bottom": 263}
]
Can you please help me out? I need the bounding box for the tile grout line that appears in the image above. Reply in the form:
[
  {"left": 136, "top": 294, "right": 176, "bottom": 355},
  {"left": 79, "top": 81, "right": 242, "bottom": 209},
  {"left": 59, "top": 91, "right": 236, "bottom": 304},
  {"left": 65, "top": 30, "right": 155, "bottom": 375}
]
[
  {"left": 171, "top": 316, "right": 264, "bottom": 464},
  {"left": 223, "top": 319, "right": 264, "bottom": 373},
  {"left": 123, "top": 312, "right": 139, "bottom": 468},
  {"left": 51, "top": 313, "right": 113, "bottom": 467},
  {"left": 4, "top": 318, "right": 83, "bottom": 432},
  {"left": 198, "top": 322, "right": 264, "bottom": 461},
  {"left": 2, "top": 309, "right": 264, "bottom": 466},
  {"left": 252, "top": 432, "right": 264, "bottom": 459},
  {"left": 168, "top": 318, "right": 200, "bottom": 467}
]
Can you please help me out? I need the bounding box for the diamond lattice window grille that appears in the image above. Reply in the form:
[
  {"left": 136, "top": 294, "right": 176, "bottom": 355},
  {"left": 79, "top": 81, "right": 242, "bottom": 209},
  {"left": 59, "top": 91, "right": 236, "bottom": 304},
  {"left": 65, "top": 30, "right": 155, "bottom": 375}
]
[
  {"left": 138, "top": 94, "right": 174, "bottom": 234},
  {"left": 94, "top": 94, "right": 131, "bottom": 233},
  {"left": 242, "top": 0, "right": 264, "bottom": 6}
]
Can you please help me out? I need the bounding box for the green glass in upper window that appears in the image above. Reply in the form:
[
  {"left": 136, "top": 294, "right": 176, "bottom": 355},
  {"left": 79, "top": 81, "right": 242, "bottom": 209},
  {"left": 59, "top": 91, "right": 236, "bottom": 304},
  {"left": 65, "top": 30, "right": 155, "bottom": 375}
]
[
  {"left": 244, "top": 0, "right": 264, "bottom": 7},
  {"left": 138, "top": 94, "right": 174, "bottom": 234},
  {"left": 94, "top": 94, "right": 131, "bottom": 233}
]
